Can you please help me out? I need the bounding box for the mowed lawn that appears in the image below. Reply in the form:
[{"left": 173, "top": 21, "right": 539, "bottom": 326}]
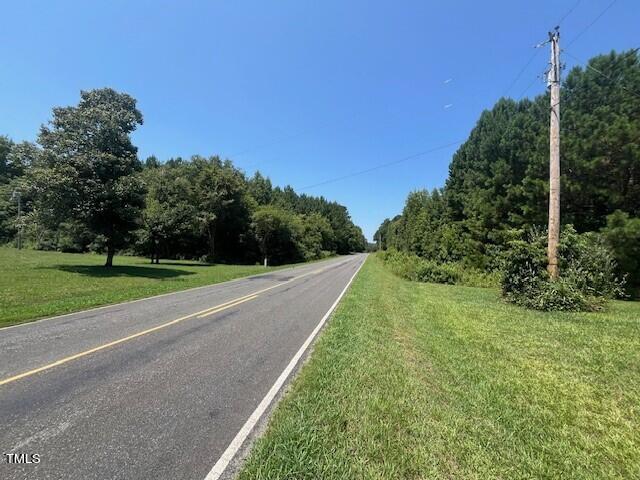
[
  {"left": 0, "top": 247, "right": 284, "bottom": 327},
  {"left": 239, "top": 255, "right": 640, "bottom": 479}
]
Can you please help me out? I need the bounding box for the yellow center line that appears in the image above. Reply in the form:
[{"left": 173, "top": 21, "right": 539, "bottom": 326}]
[
  {"left": 0, "top": 261, "right": 337, "bottom": 387},
  {"left": 197, "top": 295, "right": 258, "bottom": 318},
  {"left": 0, "top": 295, "right": 258, "bottom": 387}
]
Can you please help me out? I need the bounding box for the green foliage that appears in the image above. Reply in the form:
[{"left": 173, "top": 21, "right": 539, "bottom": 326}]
[
  {"left": 252, "top": 205, "right": 303, "bottom": 265},
  {"left": 1, "top": 90, "right": 366, "bottom": 265},
  {"left": 247, "top": 171, "right": 273, "bottom": 205},
  {"left": 377, "top": 49, "right": 640, "bottom": 288},
  {"left": 190, "top": 156, "right": 252, "bottom": 262},
  {"left": 271, "top": 185, "right": 366, "bottom": 254},
  {"left": 602, "top": 210, "right": 640, "bottom": 293},
  {"left": 133, "top": 157, "right": 364, "bottom": 264},
  {"left": 137, "top": 165, "right": 198, "bottom": 263},
  {"left": 0, "top": 138, "right": 39, "bottom": 243},
  {"left": 299, "top": 213, "right": 335, "bottom": 261},
  {"left": 378, "top": 248, "right": 498, "bottom": 288},
  {"left": 0, "top": 135, "right": 12, "bottom": 183},
  {"left": 29, "top": 88, "right": 145, "bottom": 266},
  {"left": 55, "top": 221, "right": 96, "bottom": 253},
  {"left": 501, "top": 226, "right": 625, "bottom": 311},
  {"left": 239, "top": 257, "right": 640, "bottom": 479}
]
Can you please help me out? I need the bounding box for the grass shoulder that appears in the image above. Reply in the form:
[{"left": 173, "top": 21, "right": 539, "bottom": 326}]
[
  {"left": 239, "top": 255, "right": 640, "bottom": 479},
  {"left": 0, "top": 247, "right": 324, "bottom": 327}
]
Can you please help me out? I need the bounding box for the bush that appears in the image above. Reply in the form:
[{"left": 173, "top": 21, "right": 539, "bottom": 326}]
[
  {"left": 459, "top": 268, "right": 502, "bottom": 288},
  {"left": 414, "top": 259, "right": 461, "bottom": 284},
  {"left": 501, "top": 226, "right": 625, "bottom": 311},
  {"left": 56, "top": 221, "right": 95, "bottom": 253},
  {"left": 378, "top": 249, "right": 499, "bottom": 288},
  {"left": 602, "top": 210, "right": 640, "bottom": 296}
]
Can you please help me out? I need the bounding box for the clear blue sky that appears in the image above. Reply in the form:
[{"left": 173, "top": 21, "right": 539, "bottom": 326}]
[{"left": 1, "top": 1, "right": 638, "bottom": 240}]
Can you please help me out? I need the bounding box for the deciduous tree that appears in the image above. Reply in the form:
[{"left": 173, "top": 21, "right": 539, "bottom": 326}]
[{"left": 30, "top": 88, "right": 145, "bottom": 267}]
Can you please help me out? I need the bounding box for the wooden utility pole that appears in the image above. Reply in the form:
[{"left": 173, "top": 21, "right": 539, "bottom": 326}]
[{"left": 547, "top": 27, "right": 561, "bottom": 279}]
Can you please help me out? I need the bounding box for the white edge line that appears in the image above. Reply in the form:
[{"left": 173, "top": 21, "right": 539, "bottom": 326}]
[
  {"left": 204, "top": 254, "right": 367, "bottom": 480},
  {"left": 1, "top": 255, "right": 349, "bottom": 331}
]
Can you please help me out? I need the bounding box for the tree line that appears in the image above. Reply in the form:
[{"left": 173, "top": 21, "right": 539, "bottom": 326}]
[
  {"left": 1, "top": 89, "right": 366, "bottom": 266},
  {"left": 375, "top": 49, "right": 640, "bottom": 292}
]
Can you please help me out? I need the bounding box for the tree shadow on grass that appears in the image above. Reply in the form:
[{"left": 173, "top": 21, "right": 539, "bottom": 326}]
[
  {"left": 49, "top": 265, "right": 196, "bottom": 279},
  {"left": 158, "top": 261, "right": 212, "bottom": 268}
]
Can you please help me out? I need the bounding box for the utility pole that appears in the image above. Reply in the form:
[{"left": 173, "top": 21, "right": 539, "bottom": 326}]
[
  {"left": 11, "top": 189, "right": 22, "bottom": 250},
  {"left": 547, "top": 27, "right": 561, "bottom": 279}
]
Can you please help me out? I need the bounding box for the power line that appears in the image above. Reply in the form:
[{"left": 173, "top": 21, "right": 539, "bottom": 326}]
[
  {"left": 563, "top": 48, "right": 640, "bottom": 99},
  {"left": 502, "top": 50, "right": 541, "bottom": 98},
  {"left": 519, "top": 0, "right": 625, "bottom": 102},
  {"left": 501, "top": 0, "right": 584, "bottom": 100},
  {"left": 519, "top": 75, "right": 543, "bottom": 98},
  {"left": 520, "top": 53, "right": 640, "bottom": 103},
  {"left": 296, "top": 3, "right": 601, "bottom": 191},
  {"left": 238, "top": 1, "right": 624, "bottom": 193},
  {"left": 228, "top": 129, "right": 318, "bottom": 159},
  {"left": 555, "top": 0, "right": 582, "bottom": 26},
  {"left": 298, "top": 140, "right": 463, "bottom": 191},
  {"left": 565, "top": 0, "right": 619, "bottom": 48}
]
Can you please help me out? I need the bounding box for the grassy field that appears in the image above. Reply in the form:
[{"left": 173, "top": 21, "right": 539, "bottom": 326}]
[
  {"left": 239, "top": 255, "right": 640, "bottom": 479},
  {"left": 0, "top": 247, "right": 292, "bottom": 327}
]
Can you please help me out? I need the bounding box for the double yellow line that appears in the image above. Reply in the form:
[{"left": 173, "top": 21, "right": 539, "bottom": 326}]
[{"left": 0, "top": 264, "right": 332, "bottom": 387}]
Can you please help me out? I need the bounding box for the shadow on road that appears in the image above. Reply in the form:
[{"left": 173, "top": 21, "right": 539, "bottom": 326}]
[
  {"left": 48, "top": 265, "right": 196, "bottom": 279},
  {"left": 247, "top": 274, "right": 294, "bottom": 282}
]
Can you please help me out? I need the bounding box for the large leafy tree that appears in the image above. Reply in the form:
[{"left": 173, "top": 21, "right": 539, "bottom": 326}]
[
  {"left": 562, "top": 50, "right": 640, "bottom": 229},
  {"left": 191, "top": 156, "right": 251, "bottom": 262},
  {"left": 247, "top": 171, "right": 273, "bottom": 205},
  {"left": 3, "top": 96, "right": 367, "bottom": 263},
  {"left": 0, "top": 141, "right": 41, "bottom": 244},
  {"left": 0, "top": 136, "right": 15, "bottom": 183},
  {"left": 0, "top": 136, "right": 17, "bottom": 242},
  {"left": 139, "top": 165, "right": 197, "bottom": 263},
  {"left": 299, "top": 212, "right": 335, "bottom": 260},
  {"left": 252, "top": 205, "right": 302, "bottom": 265},
  {"left": 30, "top": 88, "right": 145, "bottom": 266},
  {"left": 602, "top": 210, "right": 640, "bottom": 290}
]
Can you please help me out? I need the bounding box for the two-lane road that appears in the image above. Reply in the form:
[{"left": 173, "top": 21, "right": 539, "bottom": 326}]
[{"left": 0, "top": 254, "right": 367, "bottom": 480}]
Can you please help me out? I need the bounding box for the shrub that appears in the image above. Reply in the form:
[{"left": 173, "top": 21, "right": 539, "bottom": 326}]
[
  {"left": 501, "top": 226, "right": 625, "bottom": 311},
  {"left": 601, "top": 210, "right": 640, "bottom": 296},
  {"left": 414, "top": 259, "right": 461, "bottom": 284},
  {"left": 56, "top": 221, "right": 95, "bottom": 253},
  {"left": 378, "top": 249, "right": 499, "bottom": 288},
  {"left": 460, "top": 268, "right": 502, "bottom": 288}
]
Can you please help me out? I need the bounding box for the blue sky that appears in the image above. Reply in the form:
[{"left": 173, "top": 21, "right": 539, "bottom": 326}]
[{"left": 1, "top": 1, "right": 638, "bottom": 240}]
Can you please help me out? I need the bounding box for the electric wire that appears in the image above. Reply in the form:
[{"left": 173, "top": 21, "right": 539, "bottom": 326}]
[
  {"left": 298, "top": 140, "right": 463, "bottom": 191},
  {"left": 555, "top": 0, "right": 582, "bottom": 26},
  {"left": 227, "top": 0, "right": 625, "bottom": 192},
  {"left": 519, "top": 75, "right": 543, "bottom": 98},
  {"left": 502, "top": 50, "right": 541, "bottom": 98},
  {"left": 563, "top": 48, "right": 640, "bottom": 99},
  {"left": 502, "top": 0, "right": 585, "bottom": 100},
  {"left": 565, "top": 0, "right": 619, "bottom": 48}
]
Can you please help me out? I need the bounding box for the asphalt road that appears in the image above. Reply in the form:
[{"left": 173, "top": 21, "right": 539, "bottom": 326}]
[{"left": 0, "top": 254, "right": 367, "bottom": 480}]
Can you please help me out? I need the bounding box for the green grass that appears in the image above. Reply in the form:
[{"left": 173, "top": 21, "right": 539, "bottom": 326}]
[
  {"left": 239, "top": 255, "right": 640, "bottom": 479},
  {"left": 0, "top": 247, "right": 296, "bottom": 327}
]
